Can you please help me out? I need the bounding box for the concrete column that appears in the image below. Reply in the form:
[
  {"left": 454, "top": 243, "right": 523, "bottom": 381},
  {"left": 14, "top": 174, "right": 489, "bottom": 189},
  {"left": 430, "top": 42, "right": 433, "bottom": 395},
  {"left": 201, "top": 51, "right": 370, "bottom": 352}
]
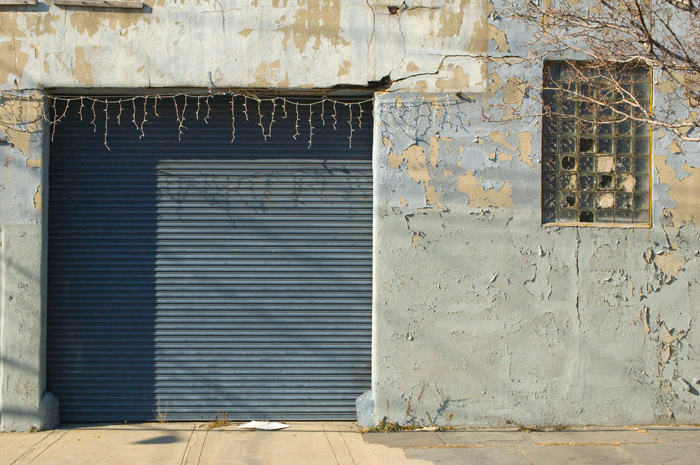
[{"left": 0, "top": 91, "right": 59, "bottom": 431}]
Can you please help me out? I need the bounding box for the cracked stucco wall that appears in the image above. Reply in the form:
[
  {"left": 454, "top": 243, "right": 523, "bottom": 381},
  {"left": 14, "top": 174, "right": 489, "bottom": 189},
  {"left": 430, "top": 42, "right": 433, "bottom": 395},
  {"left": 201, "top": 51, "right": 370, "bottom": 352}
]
[
  {"left": 1, "top": 0, "right": 699, "bottom": 429},
  {"left": 371, "top": 53, "right": 700, "bottom": 426},
  {"left": 0, "top": 0, "right": 490, "bottom": 91}
]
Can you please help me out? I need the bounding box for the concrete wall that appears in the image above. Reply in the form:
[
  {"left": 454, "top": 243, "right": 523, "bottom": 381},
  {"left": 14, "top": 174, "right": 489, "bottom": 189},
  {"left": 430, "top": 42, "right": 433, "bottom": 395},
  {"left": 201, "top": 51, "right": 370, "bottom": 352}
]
[{"left": 1, "top": 0, "right": 699, "bottom": 429}]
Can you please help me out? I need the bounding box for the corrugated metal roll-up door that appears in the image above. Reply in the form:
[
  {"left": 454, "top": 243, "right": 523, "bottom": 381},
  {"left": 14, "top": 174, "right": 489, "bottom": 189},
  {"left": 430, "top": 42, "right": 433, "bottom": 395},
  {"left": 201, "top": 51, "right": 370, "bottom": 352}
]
[{"left": 47, "top": 95, "right": 373, "bottom": 422}]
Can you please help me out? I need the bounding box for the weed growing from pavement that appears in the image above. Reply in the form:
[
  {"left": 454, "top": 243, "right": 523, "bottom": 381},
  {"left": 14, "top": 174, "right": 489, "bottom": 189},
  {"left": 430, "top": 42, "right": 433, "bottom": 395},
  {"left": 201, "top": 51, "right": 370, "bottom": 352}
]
[
  {"left": 153, "top": 399, "right": 169, "bottom": 423},
  {"left": 206, "top": 412, "right": 232, "bottom": 429},
  {"left": 362, "top": 417, "right": 455, "bottom": 433}
]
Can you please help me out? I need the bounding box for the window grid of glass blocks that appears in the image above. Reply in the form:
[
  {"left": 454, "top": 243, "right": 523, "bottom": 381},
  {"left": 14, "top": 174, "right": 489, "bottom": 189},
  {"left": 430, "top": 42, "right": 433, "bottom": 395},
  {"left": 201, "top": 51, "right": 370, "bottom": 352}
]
[{"left": 542, "top": 63, "right": 651, "bottom": 225}]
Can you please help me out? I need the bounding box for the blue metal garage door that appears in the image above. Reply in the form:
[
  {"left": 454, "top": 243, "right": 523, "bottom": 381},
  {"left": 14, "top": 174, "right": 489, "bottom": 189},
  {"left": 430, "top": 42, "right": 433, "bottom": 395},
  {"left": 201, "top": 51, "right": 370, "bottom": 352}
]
[{"left": 47, "top": 95, "right": 373, "bottom": 422}]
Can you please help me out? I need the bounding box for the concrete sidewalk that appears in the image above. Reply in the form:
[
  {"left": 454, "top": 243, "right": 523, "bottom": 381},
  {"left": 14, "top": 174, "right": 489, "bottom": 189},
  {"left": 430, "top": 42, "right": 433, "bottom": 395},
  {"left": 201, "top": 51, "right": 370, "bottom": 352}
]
[{"left": 2, "top": 423, "right": 698, "bottom": 465}]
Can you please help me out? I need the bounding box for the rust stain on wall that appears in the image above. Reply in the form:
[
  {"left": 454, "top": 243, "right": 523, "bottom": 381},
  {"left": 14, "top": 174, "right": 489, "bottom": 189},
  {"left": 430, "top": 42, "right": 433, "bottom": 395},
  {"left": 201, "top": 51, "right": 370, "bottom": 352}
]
[{"left": 457, "top": 170, "right": 513, "bottom": 207}]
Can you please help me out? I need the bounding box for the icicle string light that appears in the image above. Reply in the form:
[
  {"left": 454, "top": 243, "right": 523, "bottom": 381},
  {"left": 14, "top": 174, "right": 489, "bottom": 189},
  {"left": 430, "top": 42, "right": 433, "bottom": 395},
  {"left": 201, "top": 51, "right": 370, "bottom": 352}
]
[
  {"left": 332, "top": 100, "right": 338, "bottom": 130},
  {"left": 348, "top": 103, "right": 354, "bottom": 148},
  {"left": 103, "top": 99, "right": 110, "bottom": 150},
  {"left": 90, "top": 99, "right": 97, "bottom": 133},
  {"left": 257, "top": 99, "right": 266, "bottom": 140},
  {"left": 3, "top": 91, "right": 407, "bottom": 150},
  {"left": 131, "top": 98, "right": 138, "bottom": 132},
  {"left": 205, "top": 95, "right": 211, "bottom": 123},
  {"left": 293, "top": 101, "right": 300, "bottom": 140},
  {"left": 140, "top": 96, "right": 148, "bottom": 139},
  {"left": 230, "top": 95, "right": 236, "bottom": 142},
  {"left": 308, "top": 102, "right": 314, "bottom": 148},
  {"left": 267, "top": 99, "right": 276, "bottom": 139}
]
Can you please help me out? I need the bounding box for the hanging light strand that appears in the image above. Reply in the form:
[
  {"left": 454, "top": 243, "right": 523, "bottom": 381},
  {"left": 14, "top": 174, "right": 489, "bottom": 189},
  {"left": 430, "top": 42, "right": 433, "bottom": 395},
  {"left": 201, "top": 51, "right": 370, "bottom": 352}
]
[{"left": 3, "top": 91, "right": 385, "bottom": 150}]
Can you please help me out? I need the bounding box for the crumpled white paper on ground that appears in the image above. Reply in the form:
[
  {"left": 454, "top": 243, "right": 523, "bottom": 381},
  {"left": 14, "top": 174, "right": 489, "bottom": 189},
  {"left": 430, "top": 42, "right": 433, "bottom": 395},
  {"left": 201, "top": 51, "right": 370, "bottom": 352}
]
[{"left": 237, "top": 421, "right": 291, "bottom": 431}]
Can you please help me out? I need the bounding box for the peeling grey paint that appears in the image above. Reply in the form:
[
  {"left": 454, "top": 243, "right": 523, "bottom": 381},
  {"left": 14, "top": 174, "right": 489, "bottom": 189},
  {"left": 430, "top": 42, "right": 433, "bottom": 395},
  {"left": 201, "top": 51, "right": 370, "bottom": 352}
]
[{"left": 1, "top": 0, "right": 699, "bottom": 430}]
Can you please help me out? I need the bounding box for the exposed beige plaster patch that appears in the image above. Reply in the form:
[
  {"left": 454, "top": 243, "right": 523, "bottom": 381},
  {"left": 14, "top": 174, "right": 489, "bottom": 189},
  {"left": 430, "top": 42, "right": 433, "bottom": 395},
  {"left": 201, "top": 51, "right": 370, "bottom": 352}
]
[
  {"left": 670, "top": 140, "right": 682, "bottom": 154},
  {"left": 654, "top": 251, "right": 684, "bottom": 278},
  {"left": 406, "top": 62, "right": 419, "bottom": 72},
  {"left": 437, "top": 1, "right": 465, "bottom": 38},
  {"left": 381, "top": 136, "right": 392, "bottom": 147},
  {"left": 337, "top": 60, "right": 351, "bottom": 78},
  {"left": 74, "top": 47, "right": 94, "bottom": 85},
  {"left": 5, "top": 156, "right": 15, "bottom": 167},
  {"left": 43, "top": 60, "right": 50, "bottom": 73},
  {"left": 499, "top": 152, "right": 513, "bottom": 161},
  {"left": 26, "top": 158, "right": 41, "bottom": 169},
  {"left": 414, "top": 80, "right": 428, "bottom": 92},
  {"left": 69, "top": 11, "right": 149, "bottom": 37},
  {"left": 656, "top": 77, "right": 677, "bottom": 94},
  {"left": 502, "top": 78, "right": 527, "bottom": 107},
  {"left": 252, "top": 61, "right": 281, "bottom": 87},
  {"left": 425, "top": 184, "right": 446, "bottom": 210},
  {"left": 0, "top": 30, "right": 30, "bottom": 85},
  {"left": 278, "top": 0, "right": 349, "bottom": 53},
  {"left": 402, "top": 145, "right": 430, "bottom": 185},
  {"left": 26, "top": 12, "right": 59, "bottom": 36},
  {"left": 518, "top": 132, "right": 535, "bottom": 169},
  {"left": 33, "top": 183, "right": 42, "bottom": 212},
  {"left": 400, "top": 196, "right": 408, "bottom": 207},
  {"left": 429, "top": 136, "right": 440, "bottom": 168},
  {"left": 487, "top": 151, "right": 496, "bottom": 160},
  {"left": 457, "top": 171, "right": 513, "bottom": 208},
  {"left": 239, "top": 28, "right": 254, "bottom": 37},
  {"left": 411, "top": 232, "right": 422, "bottom": 246},
  {"left": 489, "top": 132, "right": 516, "bottom": 151},
  {"left": 467, "top": 20, "right": 508, "bottom": 53},
  {"left": 435, "top": 65, "right": 470, "bottom": 92},
  {"left": 0, "top": 95, "right": 43, "bottom": 158},
  {"left": 388, "top": 149, "right": 403, "bottom": 169},
  {"left": 656, "top": 156, "right": 700, "bottom": 226}
]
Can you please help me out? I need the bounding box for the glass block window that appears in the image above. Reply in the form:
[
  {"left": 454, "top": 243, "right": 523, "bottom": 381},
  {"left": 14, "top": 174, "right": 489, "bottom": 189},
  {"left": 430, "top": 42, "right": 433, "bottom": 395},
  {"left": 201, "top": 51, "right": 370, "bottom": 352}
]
[{"left": 542, "top": 62, "right": 651, "bottom": 225}]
